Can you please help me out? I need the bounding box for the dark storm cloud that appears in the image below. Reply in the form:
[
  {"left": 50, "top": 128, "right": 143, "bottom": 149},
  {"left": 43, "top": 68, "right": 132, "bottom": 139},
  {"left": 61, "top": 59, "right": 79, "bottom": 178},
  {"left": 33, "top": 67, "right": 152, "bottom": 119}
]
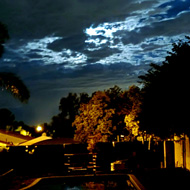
[
  {"left": 0, "top": 0, "right": 143, "bottom": 39},
  {"left": 47, "top": 34, "right": 86, "bottom": 52},
  {"left": 85, "top": 47, "right": 121, "bottom": 63}
]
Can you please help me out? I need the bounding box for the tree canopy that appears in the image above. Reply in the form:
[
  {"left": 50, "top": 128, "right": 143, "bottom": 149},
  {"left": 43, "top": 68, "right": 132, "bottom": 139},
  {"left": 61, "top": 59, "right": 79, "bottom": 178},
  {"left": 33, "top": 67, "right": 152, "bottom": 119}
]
[
  {"left": 138, "top": 37, "right": 190, "bottom": 138},
  {"left": 124, "top": 86, "right": 142, "bottom": 140},
  {"left": 0, "top": 72, "right": 30, "bottom": 103},
  {"left": 72, "top": 85, "right": 142, "bottom": 146},
  {"left": 73, "top": 91, "right": 114, "bottom": 150}
]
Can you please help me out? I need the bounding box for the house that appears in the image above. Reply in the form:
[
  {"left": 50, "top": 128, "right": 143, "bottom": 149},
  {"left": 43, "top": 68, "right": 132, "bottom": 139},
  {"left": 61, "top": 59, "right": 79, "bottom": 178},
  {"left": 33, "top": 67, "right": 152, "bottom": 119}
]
[
  {"left": 0, "top": 130, "right": 53, "bottom": 148},
  {"left": 0, "top": 129, "right": 33, "bottom": 146}
]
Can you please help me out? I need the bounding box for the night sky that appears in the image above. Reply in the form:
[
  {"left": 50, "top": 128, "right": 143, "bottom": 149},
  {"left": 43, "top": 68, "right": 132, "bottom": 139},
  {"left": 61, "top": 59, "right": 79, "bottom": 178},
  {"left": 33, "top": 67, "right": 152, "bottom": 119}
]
[{"left": 0, "top": 0, "right": 190, "bottom": 125}]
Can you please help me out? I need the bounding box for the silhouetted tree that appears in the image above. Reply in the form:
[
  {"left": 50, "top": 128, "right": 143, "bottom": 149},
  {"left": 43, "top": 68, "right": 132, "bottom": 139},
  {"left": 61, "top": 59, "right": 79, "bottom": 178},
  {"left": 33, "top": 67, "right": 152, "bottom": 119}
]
[
  {"left": 0, "top": 22, "right": 9, "bottom": 57},
  {"left": 0, "top": 108, "right": 15, "bottom": 129},
  {"left": 0, "top": 72, "right": 30, "bottom": 103},
  {"left": 138, "top": 37, "right": 190, "bottom": 138},
  {"left": 59, "top": 93, "right": 88, "bottom": 121},
  {"left": 0, "top": 22, "right": 30, "bottom": 103},
  {"left": 50, "top": 93, "right": 90, "bottom": 137}
]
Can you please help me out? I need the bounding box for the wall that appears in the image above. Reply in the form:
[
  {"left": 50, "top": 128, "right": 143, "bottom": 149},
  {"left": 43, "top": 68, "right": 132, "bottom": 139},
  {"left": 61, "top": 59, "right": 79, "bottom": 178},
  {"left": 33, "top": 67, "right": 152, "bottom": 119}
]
[
  {"left": 174, "top": 139, "right": 184, "bottom": 168},
  {"left": 185, "top": 135, "right": 190, "bottom": 171},
  {"left": 173, "top": 135, "right": 190, "bottom": 171}
]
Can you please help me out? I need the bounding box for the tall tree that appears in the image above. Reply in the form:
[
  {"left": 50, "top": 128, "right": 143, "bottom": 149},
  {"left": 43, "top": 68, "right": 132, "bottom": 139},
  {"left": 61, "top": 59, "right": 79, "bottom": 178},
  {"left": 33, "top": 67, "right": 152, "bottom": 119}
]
[
  {"left": 124, "top": 86, "right": 142, "bottom": 140},
  {"left": 73, "top": 91, "right": 115, "bottom": 145},
  {"left": 105, "top": 85, "right": 142, "bottom": 139},
  {"left": 73, "top": 85, "right": 142, "bottom": 146},
  {"left": 0, "top": 22, "right": 30, "bottom": 103},
  {"left": 138, "top": 37, "right": 190, "bottom": 138}
]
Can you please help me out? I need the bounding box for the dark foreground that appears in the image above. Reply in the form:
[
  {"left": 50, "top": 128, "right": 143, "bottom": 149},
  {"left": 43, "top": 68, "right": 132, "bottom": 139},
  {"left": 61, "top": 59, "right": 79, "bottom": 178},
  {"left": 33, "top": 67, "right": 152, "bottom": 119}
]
[
  {"left": 1, "top": 171, "right": 144, "bottom": 190},
  {"left": 1, "top": 168, "right": 190, "bottom": 190},
  {"left": 19, "top": 174, "right": 142, "bottom": 190},
  {"left": 135, "top": 168, "right": 190, "bottom": 190},
  {"left": 1, "top": 142, "right": 190, "bottom": 189}
]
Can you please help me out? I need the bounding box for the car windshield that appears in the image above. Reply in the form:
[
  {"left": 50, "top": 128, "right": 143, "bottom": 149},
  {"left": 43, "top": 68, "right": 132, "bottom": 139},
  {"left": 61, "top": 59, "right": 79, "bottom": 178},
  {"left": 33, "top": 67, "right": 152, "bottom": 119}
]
[{"left": 22, "top": 174, "right": 134, "bottom": 190}]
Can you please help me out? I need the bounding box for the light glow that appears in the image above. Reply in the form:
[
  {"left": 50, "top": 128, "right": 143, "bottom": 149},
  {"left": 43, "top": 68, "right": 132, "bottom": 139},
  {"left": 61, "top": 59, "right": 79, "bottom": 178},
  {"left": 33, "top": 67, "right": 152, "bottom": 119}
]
[
  {"left": 36, "top": 125, "right": 43, "bottom": 132},
  {"left": 85, "top": 17, "right": 141, "bottom": 38}
]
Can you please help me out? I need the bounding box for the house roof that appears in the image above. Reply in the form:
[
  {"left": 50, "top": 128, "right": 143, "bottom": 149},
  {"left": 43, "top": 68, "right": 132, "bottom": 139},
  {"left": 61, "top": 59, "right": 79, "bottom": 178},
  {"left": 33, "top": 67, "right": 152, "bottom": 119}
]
[
  {"left": 19, "top": 135, "right": 52, "bottom": 146},
  {"left": 0, "top": 129, "right": 34, "bottom": 145},
  {"left": 0, "top": 140, "right": 10, "bottom": 145},
  {"left": 0, "top": 130, "right": 33, "bottom": 140},
  {"left": 0, "top": 130, "right": 80, "bottom": 147},
  {"left": 32, "top": 137, "right": 80, "bottom": 145}
]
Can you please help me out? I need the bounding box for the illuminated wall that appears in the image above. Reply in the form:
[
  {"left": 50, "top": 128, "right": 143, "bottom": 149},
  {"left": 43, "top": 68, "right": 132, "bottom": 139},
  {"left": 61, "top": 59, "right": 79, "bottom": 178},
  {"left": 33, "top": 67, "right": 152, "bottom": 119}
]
[
  {"left": 174, "top": 140, "right": 184, "bottom": 168},
  {"left": 185, "top": 135, "right": 190, "bottom": 171},
  {"left": 173, "top": 135, "right": 190, "bottom": 171}
]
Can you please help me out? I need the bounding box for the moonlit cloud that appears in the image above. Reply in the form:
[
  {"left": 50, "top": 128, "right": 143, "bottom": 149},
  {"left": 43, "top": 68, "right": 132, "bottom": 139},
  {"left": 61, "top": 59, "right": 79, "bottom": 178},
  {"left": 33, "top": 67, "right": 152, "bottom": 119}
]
[
  {"left": 0, "top": 0, "right": 190, "bottom": 125},
  {"left": 4, "top": 36, "right": 88, "bottom": 69}
]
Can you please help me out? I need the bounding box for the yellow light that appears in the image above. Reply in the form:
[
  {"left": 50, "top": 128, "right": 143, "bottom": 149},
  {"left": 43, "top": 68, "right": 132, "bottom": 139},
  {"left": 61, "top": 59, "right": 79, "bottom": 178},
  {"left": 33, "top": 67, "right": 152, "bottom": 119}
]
[{"left": 36, "top": 125, "right": 43, "bottom": 132}]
